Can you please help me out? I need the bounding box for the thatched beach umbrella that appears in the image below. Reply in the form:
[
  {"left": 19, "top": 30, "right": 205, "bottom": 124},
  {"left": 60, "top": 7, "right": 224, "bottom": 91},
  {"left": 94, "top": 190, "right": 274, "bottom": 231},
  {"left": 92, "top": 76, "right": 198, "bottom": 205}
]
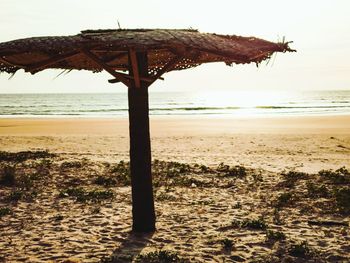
[{"left": 0, "top": 29, "right": 294, "bottom": 232}]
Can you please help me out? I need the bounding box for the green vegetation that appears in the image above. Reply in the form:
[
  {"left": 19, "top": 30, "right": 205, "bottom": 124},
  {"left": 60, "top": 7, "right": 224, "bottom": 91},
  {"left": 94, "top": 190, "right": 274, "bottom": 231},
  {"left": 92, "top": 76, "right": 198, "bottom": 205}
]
[
  {"left": 34, "top": 159, "right": 52, "bottom": 177},
  {"left": 91, "top": 207, "right": 101, "bottom": 214},
  {"left": 94, "top": 175, "right": 117, "bottom": 187},
  {"left": 241, "top": 218, "right": 267, "bottom": 230},
  {"left": 220, "top": 238, "right": 234, "bottom": 251},
  {"left": 233, "top": 202, "right": 242, "bottom": 209},
  {"left": 53, "top": 214, "right": 64, "bottom": 221},
  {"left": 265, "top": 230, "right": 286, "bottom": 243},
  {"left": 0, "top": 207, "right": 11, "bottom": 217},
  {"left": 60, "top": 160, "right": 83, "bottom": 170},
  {"left": 159, "top": 176, "right": 209, "bottom": 188},
  {"left": 104, "top": 160, "right": 217, "bottom": 188},
  {"left": 0, "top": 150, "right": 55, "bottom": 162},
  {"left": 18, "top": 175, "right": 34, "bottom": 190},
  {"left": 252, "top": 240, "right": 317, "bottom": 262},
  {"left": 155, "top": 191, "right": 177, "bottom": 202},
  {"left": 252, "top": 172, "right": 263, "bottom": 182},
  {"left": 1, "top": 157, "right": 52, "bottom": 196},
  {"left": 101, "top": 250, "right": 189, "bottom": 263},
  {"left": 272, "top": 208, "right": 283, "bottom": 225},
  {"left": 94, "top": 160, "right": 250, "bottom": 188},
  {"left": 306, "top": 182, "right": 330, "bottom": 198},
  {"left": 280, "top": 170, "right": 307, "bottom": 187},
  {"left": 318, "top": 167, "right": 350, "bottom": 184},
  {"left": 101, "top": 254, "right": 134, "bottom": 263},
  {"left": 5, "top": 189, "right": 37, "bottom": 202},
  {"left": 274, "top": 192, "right": 294, "bottom": 208},
  {"left": 108, "top": 161, "right": 131, "bottom": 186},
  {"left": 217, "top": 163, "right": 247, "bottom": 178},
  {"left": 0, "top": 165, "right": 16, "bottom": 186},
  {"left": 2, "top": 154, "right": 345, "bottom": 262},
  {"left": 302, "top": 168, "right": 350, "bottom": 214},
  {"left": 2, "top": 171, "right": 45, "bottom": 191},
  {"left": 274, "top": 167, "right": 350, "bottom": 215},
  {"left": 153, "top": 159, "right": 192, "bottom": 178},
  {"left": 135, "top": 250, "right": 189, "bottom": 263},
  {"left": 58, "top": 187, "right": 114, "bottom": 202},
  {"left": 288, "top": 241, "right": 312, "bottom": 258},
  {"left": 334, "top": 187, "right": 350, "bottom": 213},
  {"left": 199, "top": 164, "right": 211, "bottom": 173},
  {"left": 6, "top": 190, "right": 24, "bottom": 201},
  {"left": 1, "top": 164, "right": 41, "bottom": 202},
  {"left": 232, "top": 218, "right": 267, "bottom": 230}
]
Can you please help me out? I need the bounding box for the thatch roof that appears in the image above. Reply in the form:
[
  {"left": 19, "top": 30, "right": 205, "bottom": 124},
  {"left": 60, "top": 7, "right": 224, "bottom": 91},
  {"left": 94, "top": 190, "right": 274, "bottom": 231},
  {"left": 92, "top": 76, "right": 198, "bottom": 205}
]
[{"left": 0, "top": 29, "right": 294, "bottom": 76}]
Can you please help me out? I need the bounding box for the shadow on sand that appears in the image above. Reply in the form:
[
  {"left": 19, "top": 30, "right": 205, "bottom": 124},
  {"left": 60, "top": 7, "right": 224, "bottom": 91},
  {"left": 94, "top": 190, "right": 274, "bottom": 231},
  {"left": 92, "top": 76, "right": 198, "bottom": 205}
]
[{"left": 101, "top": 231, "right": 155, "bottom": 263}]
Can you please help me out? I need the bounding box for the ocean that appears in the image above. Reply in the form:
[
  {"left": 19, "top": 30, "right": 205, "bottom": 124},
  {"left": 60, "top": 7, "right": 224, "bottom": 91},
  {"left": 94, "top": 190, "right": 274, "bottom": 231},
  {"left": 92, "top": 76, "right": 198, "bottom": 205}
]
[{"left": 0, "top": 90, "right": 349, "bottom": 117}]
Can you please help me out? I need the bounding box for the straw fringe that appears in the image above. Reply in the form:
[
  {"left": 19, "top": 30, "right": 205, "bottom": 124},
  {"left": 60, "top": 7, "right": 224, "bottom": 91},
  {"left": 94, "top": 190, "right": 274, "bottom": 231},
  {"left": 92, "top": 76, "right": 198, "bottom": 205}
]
[{"left": 0, "top": 29, "right": 294, "bottom": 75}]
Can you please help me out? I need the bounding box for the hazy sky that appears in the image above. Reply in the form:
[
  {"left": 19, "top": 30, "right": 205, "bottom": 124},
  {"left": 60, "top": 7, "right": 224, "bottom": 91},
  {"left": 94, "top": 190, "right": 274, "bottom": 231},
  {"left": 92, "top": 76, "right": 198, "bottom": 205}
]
[{"left": 0, "top": 0, "right": 349, "bottom": 93}]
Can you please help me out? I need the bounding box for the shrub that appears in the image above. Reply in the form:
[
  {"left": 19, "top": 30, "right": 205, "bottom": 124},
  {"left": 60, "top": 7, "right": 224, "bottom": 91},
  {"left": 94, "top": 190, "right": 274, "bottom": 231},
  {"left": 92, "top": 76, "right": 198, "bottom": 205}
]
[
  {"left": 94, "top": 175, "right": 117, "bottom": 187},
  {"left": 241, "top": 218, "right": 267, "bottom": 230},
  {"left": 109, "top": 161, "right": 130, "bottom": 186},
  {"left": 252, "top": 172, "right": 263, "bottom": 182},
  {"left": 34, "top": 159, "right": 52, "bottom": 177},
  {"left": 318, "top": 167, "right": 350, "bottom": 184},
  {"left": 232, "top": 218, "right": 267, "bottom": 230},
  {"left": 0, "top": 165, "right": 16, "bottom": 186},
  {"left": 101, "top": 254, "right": 134, "bottom": 263},
  {"left": 59, "top": 187, "right": 114, "bottom": 202},
  {"left": 265, "top": 230, "right": 286, "bottom": 243},
  {"left": 282, "top": 171, "right": 307, "bottom": 180},
  {"left": 0, "top": 207, "right": 11, "bottom": 217},
  {"left": 199, "top": 165, "right": 210, "bottom": 173},
  {"left": 334, "top": 187, "right": 350, "bottom": 213},
  {"left": 0, "top": 150, "right": 55, "bottom": 162},
  {"left": 306, "top": 182, "right": 330, "bottom": 198},
  {"left": 162, "top": 176, "right": 209, "bottom": 188},
  {"left": 53, "top": 214, "right": 64, "bottom": 221},
  {"left": 280, "top": 171, "right": 307, "bottom": 187},
  {"left": 221, "top": 238, "right": 234, "bottom": 250},
  {"left": 135, "top": 250, "right": 189, "bottom": 263},
  {"left": 272, "top": 208, "right": 283, "bottom": 225},
  {"left": 17, "top": 174, "right": 35, "bottom": 190},
  {"left": 60, "top": 161, "right": 83, "bottom": 170},
  {"left": 6, "top": 190, "right": 24, "bottom": 202},
  {"left": 155, "top": 192, "right": 177, "bottom": 202},
  {"left": 5, "top": 189, "right": 38, "bottom": 202},
  {"left": 153, "top": 160, "right": 192, "bottom": 178},
  {"left": 233, "top": 202, "right": 242, "bottom": 209},
  {"left": 274, "top": 192, "right": 294, "bottom": 208},
  {"left": 217, "top": 163, "right": 247, "bottom": 177},
  {"left": 288, "top": 241, "right": 312, "bottom": 258}
]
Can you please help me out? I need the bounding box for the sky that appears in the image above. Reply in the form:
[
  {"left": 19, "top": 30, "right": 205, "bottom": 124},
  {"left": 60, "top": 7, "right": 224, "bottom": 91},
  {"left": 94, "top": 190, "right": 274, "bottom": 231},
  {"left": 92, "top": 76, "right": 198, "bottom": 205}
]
[{"left": 0, "top": 0, "right": 349, "bottom": 93}]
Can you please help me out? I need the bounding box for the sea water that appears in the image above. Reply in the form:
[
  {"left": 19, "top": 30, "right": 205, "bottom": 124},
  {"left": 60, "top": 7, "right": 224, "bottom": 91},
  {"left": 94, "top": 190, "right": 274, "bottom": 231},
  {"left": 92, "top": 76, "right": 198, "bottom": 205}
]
[{"left": 0, "top": 90, "right": 349, "bottom": 117}]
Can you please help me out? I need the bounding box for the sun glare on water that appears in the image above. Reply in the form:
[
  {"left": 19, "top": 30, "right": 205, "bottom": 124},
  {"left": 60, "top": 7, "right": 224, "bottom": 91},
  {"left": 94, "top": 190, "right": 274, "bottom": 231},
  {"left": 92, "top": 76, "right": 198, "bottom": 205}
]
[
  {"left": 176, "top": 89, "right": 305, "bottom": 117},
  {"left": 193, "top": 90, "right": 293, "bottom": 109}
]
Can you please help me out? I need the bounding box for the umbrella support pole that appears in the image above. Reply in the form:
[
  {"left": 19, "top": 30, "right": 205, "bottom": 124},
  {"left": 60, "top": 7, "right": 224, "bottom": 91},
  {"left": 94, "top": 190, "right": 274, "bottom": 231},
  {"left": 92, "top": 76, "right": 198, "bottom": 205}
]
[{"left": 128, "top": 51, "right": 156, "bottom": 233}]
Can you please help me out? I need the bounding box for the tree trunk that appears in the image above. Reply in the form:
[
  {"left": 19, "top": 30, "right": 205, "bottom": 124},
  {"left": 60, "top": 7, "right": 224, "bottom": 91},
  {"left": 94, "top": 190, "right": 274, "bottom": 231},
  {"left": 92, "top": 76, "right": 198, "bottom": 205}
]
[{"left": 128, "top": 51, "right": 156, "bottom": 232}]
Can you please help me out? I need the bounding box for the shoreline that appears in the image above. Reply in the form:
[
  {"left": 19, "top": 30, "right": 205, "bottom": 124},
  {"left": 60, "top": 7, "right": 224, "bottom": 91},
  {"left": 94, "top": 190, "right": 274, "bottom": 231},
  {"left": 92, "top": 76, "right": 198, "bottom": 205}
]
[
  {"left": 0, "top": 114, "right": 350, "bottom": 135},
  {"left": 1, "top": 112, "right": 350, "bottom": 119}
]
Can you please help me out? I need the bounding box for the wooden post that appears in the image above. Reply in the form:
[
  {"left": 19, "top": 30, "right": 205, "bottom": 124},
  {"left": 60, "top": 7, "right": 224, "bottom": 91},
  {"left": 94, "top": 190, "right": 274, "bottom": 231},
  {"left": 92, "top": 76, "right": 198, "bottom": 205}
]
[{"left": 128, "top": 50, "right": 156, "bottom": 232}]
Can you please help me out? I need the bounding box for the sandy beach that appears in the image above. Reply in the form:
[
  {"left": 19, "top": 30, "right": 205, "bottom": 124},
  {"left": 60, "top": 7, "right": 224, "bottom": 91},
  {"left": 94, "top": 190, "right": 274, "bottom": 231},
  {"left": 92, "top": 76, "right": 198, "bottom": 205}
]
[
  {"left": 1, "top": 115, "right": 350, "bottom": 172},
  {"left": 1, "top": 115, "right": 350, "bottom": 262}
]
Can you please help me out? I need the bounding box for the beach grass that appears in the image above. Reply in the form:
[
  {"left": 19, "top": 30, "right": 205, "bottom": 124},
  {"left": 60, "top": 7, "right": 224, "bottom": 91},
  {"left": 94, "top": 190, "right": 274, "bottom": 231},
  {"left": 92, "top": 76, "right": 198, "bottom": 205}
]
[{"left": 0, "top": 150, "right": 349, "bottom": 262}]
